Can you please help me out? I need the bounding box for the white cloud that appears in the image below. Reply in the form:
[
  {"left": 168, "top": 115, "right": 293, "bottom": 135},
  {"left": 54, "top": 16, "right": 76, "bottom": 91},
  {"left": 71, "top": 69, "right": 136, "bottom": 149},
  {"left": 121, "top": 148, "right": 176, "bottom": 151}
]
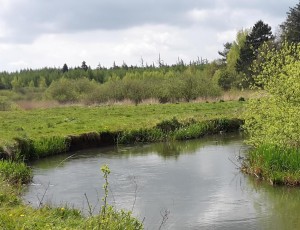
[{"left": 187, "top": 9, "right": 210, "bottom": 22}]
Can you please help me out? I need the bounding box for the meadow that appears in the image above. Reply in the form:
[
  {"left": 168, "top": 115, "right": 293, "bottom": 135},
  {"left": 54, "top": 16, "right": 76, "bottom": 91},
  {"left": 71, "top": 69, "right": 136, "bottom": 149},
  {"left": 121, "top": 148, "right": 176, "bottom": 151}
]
[{"left": 0, "top": 100, "right": 244, "bottom": 160}]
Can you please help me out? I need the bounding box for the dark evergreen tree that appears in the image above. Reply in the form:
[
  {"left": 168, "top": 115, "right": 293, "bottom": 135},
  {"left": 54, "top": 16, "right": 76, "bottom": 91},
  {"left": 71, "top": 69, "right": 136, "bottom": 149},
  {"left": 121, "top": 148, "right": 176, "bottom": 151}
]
[
  {"left": 236, "top": 20, "right": 273, "bottom": 87},
  {"left": 81, "top": 61, "right": 88, "bottom": 71},
  {"left": 218, "top": 42, "right": 232, "bottom": 63},
  {"left": 62, "top": 63, "right": 68, "bottom": 73},
  {"left": 280, "top": 1, "right": 300, "bottom": 43}
]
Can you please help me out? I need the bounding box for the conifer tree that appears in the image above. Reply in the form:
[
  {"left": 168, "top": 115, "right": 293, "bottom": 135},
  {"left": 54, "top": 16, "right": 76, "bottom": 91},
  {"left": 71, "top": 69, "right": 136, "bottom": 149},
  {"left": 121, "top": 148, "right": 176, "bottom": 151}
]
[
  {"left": 280, "top": 1, "right": 300, "bottom": 43},
  {"left": 236, "top": 20, "right": 273, "bottom": 87}
]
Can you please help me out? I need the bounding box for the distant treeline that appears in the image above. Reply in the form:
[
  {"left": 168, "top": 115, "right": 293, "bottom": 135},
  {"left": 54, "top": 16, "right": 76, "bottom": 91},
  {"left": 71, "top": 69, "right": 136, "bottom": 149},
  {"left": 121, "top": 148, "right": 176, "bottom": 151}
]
[
  {"left": 0, "top": 60, "right": 209, "bottom": 90},
  {"left": 0, "top": 61, "right": 226, "bottom": 105}
]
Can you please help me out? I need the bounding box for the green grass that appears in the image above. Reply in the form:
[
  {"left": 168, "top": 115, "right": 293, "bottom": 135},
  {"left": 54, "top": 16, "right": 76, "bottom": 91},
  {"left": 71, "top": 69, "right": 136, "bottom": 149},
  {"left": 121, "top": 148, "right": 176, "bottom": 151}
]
[
  {"left": 0, "top": 101, "right": 244, "bottom": 159},
  {"left": 0, "top": 160, "right": 32, "bottom": 184},
  {"left": 243, "top": 145, "right": 300, "bottom": 186},
  {"left": 0, "top": 101, "right": 243, "bottom": 142},
  {"left": 0, "top": 197, "right": 143, "bottom": 230}
]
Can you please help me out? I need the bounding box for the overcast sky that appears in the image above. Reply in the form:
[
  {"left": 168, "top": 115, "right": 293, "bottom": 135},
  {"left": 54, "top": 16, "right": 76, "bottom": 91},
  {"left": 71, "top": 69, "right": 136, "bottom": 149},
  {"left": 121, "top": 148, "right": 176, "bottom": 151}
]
[{"left": 0, "top": 0, "right": 298, "bottom": 71}]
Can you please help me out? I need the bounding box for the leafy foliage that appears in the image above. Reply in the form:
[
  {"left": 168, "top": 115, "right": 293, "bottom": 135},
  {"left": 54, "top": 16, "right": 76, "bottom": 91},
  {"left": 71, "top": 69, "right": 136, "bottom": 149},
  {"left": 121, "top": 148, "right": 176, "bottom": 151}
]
[{"left": 244, "top": 42, "right": 300, "bottom": 148}]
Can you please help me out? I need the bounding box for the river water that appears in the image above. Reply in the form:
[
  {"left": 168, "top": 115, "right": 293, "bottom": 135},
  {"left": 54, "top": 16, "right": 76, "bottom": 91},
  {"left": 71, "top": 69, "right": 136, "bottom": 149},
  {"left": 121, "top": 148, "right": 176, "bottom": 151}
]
[{"left": 23, "top": 133, "right": 300, "bottom": 230}]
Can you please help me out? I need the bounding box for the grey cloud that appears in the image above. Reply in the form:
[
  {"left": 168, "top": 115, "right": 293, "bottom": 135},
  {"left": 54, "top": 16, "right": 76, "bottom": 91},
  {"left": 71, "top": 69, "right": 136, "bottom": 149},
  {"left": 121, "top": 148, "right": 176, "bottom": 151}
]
[
  {"left": 0, "top": 0, "right": 297, "bottom": 44},
  {"left": 0, "top": 0, "right": 214, "bottom": 43}
]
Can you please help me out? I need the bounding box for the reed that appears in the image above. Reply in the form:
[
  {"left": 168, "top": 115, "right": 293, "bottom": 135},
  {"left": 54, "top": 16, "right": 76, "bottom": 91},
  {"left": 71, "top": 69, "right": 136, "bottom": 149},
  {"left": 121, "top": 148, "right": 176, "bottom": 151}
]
[{"left": 243, "top": 145, "right": 300, "bottom": 186}]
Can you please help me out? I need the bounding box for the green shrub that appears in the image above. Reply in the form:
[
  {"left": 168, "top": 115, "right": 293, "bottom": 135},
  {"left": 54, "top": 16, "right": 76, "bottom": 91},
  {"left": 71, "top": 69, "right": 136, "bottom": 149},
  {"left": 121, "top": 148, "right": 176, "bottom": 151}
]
[
  {"left": 45, "top": 78, "right": 79, "bottom": 103},
  {"left": 173, "top": 123, "right": 207, "bottom": 140},
  {"left": 0, "top": 161, "right": 32, "bottom": 184},
  {"left": 0, "top": 96, "right": 12, "bottom": 111},
  {"left": 245, "top": 42, "right": 300, "bottom": 148},
  {"left": 156, "top": 117, "right": 182, "bottom": 133},
  {"left": 118, "top": 129, "right": 164, "bottom": 144}
]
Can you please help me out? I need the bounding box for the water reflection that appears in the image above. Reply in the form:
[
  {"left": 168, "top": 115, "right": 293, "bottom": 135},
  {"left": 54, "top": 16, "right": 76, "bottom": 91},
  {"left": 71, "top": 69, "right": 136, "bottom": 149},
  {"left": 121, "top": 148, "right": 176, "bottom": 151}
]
[
  {"left": 244, "top": 177, "right": 300, "bottom": 230},
  {"left": 23, "top": 133, "right": 300, "bottom": 230}
]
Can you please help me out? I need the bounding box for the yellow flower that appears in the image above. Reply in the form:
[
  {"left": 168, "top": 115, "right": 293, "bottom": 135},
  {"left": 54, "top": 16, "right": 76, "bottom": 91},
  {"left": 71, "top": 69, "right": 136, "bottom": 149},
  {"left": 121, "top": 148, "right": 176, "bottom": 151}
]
[
  {"left": 20, "top": 214, "right": 25, "bottom": 217},
  {"left": 61, "top": 207, "right": 65, "bottom": 211}
]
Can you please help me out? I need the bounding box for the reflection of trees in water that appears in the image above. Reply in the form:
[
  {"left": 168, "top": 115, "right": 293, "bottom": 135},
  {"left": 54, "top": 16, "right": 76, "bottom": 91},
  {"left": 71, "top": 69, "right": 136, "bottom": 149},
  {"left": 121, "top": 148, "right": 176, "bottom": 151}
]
[{"left": 246, "top": 176, "right": 300, "bottom": 230}]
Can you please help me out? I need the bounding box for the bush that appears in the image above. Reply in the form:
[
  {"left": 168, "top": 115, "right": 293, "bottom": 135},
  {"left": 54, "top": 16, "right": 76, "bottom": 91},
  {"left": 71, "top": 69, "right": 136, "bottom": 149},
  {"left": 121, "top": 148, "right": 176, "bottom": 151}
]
[
  {"left": 45, "top": 78, "right": 79, "bottom": 103},
  {"left": 244, "top": 42, "right": 300, "bottom": 148},
  {"left": 118, "top": 129, "right": 164, "bottom": 144},
  {"left": 0, "top": 160, "right": 32, "bottom": 184},
  {"left": 0, "top": 96, "right": 12, "bottom": 111},
  {"left": 156, "top": 117, "right": 182, "bottom": 133}
]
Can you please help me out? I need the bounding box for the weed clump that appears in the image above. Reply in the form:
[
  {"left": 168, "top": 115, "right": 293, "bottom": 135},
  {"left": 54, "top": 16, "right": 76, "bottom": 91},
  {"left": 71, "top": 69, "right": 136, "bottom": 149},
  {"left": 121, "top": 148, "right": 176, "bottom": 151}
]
[
  {"left": 156, "top": 117, "right": 182, "bottom": 133},
  {"left": 0, "top": 160, "right": 32, "bottom": 184}
]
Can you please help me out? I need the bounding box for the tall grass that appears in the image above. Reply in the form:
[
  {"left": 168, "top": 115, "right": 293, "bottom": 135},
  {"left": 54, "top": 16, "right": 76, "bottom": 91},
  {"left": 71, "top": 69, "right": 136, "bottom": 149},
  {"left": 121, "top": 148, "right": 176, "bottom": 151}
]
[
  {"left": 0, "top": 160, "right": 32, "bottom": 184},
  {"left": 173, "top": 118, "right": 242, "bottom": 140},
  {"left": 33, "top": 136, "right": 69, "bottom": 158},
  {"left": 244, "top": 145, "right": 300, "bottom": 186}
]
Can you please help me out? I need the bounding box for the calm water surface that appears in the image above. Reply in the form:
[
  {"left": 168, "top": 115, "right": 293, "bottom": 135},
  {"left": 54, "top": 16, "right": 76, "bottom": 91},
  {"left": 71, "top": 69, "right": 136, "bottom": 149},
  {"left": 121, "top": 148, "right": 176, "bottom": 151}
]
[{"left": 23, "top": 133, "right": 300, "bottom": 230}]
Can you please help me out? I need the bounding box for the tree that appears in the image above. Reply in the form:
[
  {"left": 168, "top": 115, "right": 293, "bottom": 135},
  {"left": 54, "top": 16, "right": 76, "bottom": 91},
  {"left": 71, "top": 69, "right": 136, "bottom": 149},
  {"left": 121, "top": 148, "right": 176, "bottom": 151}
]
[
  {"left": 218, "top": 42, "right": 232, "bottom": 64},
  {"left": 81, "top": 61, "right": 88, "bottom": 71},
  {"left": 11, "top": 76, "right": 22, "bottom": 91},
  {"left": 244, "top": 42, "right": 300, "bottom": 148},
  {"left": 227, "top": 29, "right": 248, "bottom": 72},
  {"left": 236, "top": 20, "right": 274, "bottom": 87},
  {"left": 280, "top": 1, "right": 300, "bottom": 43},
  {"left": 216, "top": 30, "right": 248, "bottom": 90},
  {"left": 62, "top": 63, "right": 69, "bottom": 73}
]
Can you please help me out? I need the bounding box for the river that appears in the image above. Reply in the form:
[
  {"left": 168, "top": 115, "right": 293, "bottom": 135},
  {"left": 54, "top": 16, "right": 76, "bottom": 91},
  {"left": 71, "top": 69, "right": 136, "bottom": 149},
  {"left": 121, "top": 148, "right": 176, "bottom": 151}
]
[{"left": 23, "top": 133, "right": 300, "bottom": 230}]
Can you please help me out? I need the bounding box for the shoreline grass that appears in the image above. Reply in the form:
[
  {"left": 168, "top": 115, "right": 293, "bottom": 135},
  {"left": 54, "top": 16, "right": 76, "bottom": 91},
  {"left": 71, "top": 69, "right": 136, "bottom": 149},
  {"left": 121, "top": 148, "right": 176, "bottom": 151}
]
[
  {"left": 0, "top": 163, "right": 143, "bottom": 230},
  {"left": 242, "top": 145, "right": 300, "bottom": 186}
]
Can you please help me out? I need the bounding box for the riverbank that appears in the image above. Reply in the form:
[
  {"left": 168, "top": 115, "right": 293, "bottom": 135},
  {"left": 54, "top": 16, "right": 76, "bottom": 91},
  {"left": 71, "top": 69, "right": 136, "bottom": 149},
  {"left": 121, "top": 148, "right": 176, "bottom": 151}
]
[
  {"left": 0, "top": 101, "right": 244, "bottom": 229},
  {"left": 242, "top": 145, "right": 300, "bottom": 186},
  {"left": 0, "top": 101, "right": 244, "bottom": 160},
  {"left": 0, "top": 161, "right": 143, "bottom": 229}
]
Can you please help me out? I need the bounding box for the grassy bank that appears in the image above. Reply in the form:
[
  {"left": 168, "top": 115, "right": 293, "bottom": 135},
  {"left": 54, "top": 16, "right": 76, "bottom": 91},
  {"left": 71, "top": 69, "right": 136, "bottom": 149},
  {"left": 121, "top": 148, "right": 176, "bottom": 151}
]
[
  {"left": 0, "top": 161, "right": 143, "bottom": 229},
  {"left": 0, "top": 101, "right": 244, "bottom": 160},
  {"left": 242, "top": 145, "right": 300, "bottom": 186}
]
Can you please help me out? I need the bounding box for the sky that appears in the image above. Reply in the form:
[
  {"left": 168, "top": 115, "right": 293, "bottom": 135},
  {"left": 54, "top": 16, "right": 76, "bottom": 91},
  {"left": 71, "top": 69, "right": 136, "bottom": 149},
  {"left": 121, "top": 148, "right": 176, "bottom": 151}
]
[{"left": 0, "top": 0, "right": 298, "bottom": 72}]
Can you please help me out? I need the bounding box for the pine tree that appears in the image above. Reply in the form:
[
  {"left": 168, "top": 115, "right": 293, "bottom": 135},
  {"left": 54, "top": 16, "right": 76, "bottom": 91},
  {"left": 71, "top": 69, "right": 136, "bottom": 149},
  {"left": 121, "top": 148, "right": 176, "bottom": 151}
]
[
  {"left": 280, "top": 1, "right": 300, "bottom": 43},
  {"left": 236, "top": 20, "right": 273, "bottom": 87},
  {"left": 81, "top": 61, "right": 88, "bottom": 71},
  {"left": 62, "top": 63, "right": 69, "bottom": 73}
]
